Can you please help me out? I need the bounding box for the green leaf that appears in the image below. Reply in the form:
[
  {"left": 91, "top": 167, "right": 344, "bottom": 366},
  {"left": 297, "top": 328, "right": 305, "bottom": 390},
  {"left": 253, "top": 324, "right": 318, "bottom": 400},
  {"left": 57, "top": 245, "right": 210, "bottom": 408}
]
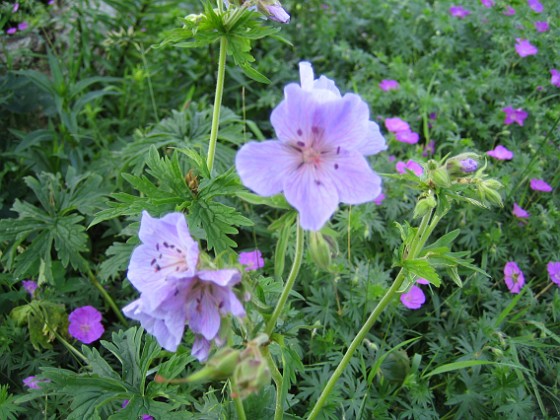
[
  {"left": 423, "top": 360, "right": 525, "bottom": 378},
  {"left": 240, "top": 62, "right": 271, "bottom": 84},
  {"left": 403, "top": 259, "right": 441, "bottom": 287},
  {"left": 0, "top": 385, "right": 25, "bottom": 420}
]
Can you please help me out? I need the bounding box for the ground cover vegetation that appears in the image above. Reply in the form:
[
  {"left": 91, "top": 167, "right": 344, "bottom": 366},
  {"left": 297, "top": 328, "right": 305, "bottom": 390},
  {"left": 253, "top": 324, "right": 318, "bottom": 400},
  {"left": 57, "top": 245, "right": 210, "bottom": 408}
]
[{"left": 1, "top": 0, "right": 559, "bottom": 418}]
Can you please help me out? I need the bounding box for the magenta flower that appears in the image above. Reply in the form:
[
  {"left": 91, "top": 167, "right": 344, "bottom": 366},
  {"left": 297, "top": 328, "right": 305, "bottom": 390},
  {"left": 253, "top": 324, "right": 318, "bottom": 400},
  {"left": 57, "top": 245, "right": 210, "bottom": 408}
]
[
  {"left": 23, "top": 376, "right": 50, "bottom": 390},
  {"left": 238, "top": 250, "right": 264, "bottom": 271},
  {"left": 396, "top": 160, "right": 424, "bottom": 177},
  {"left": 551, "top": 69, "right": 560, "bottom": 88},
  {"left": 534, "top": 21, "right": 549, "bottom": 32},
  {"left": 68, "top": 306, "right": 105, "bottom": 344},
  {"left": 416, "top": 278, "right": 430, "bottom": 285},
  {"left": 373, "top": 192, "right": 385, "bottom": 206},
  {"left": 515, "top": 39, "right": 538, "bottom": 57},
  {"left": 512, "top": 203, "right": 529, "bottom": 218},
  {"left": 385, "top": 117, "right": 410, "bottom": 133},
  {"left": 449, "top": 6, "right": 471, "bottom": 18},
  {"left": 529, "top": 178, "right": 552, "bottom": 192},
  {"left": 460, "top": 158, "right": 478, "bottom": 173},
  {"left": 400, "top": 285, "right": 426, "bottom": 309},
  {"left": 480, "top": 0, "right": 494, "bottom": 7},
  {"left": 379, "top": 79, "right": 400, "bottom": 91},
  {"left": 487, "top": 145, "right": 514, "bottom": 160},
  {"left": 17, "top": 22, "right": 28, "bottom": 31},
  {"left": 22, "top": 280, "right": 38, "bottom": 296},
  {"left": 504, "top": 262, "right": 525, "bottom": 294},
  {"left": 547, "top": 262, "right": 560, "bottom": 285},
  {"left": 13, "top": 3, "right": 19, "bottom": 12},
  {"left": 503, "top": 107, "right": 528, "bottom": 126},
  {"left": 235, "top": 62, "right": 386, "bottom": 231},
  {"left": 504, "top": 6, "right": 516, "bottom": 15},
  {"left": 527, "top": 0, "right": 543, "bottom": 13},
  {"left": 6, "top": 27, "right": 17, "bottom": 35},
  {"left": 395, "top": 130, "right": 420, "bottom": 144}
]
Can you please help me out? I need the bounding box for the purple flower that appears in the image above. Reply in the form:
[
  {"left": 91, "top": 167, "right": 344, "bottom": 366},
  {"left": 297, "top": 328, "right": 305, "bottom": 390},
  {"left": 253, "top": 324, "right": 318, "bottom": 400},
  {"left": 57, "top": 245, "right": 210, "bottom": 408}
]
[
  {"left": 373, "top": 192, "right": 385, "bottom": 206},
  {"left": 23, "top": 376, "right": 50, "bottom": 390},
  {"left": 534, "top": 21, "right": 549, "bottom": 32},
  {"left": 13, "top": 3, "right": 19, "bottom": 12},
  {"left": 480, "top": 0, "right": 494, "bottom": 7},
  {"left": 515, "top": 39, "right": 538, "bottom": 57},
  {"left": 416, "top": 278, "right": 430, "bottom": 285},
  {"left": 22, "top": 280, "right": 38, "bottom": 296},
  {"left": 235, "top": 62, "right": 386, "bottom": 231},
  {"left": 122, "top": 400, "right": 129, "bottom": 408},
  {"left": 460, "top": 158, "right": 478, "bottom": 173},
  {"left": 395, "top": 130, "right": 420, "bottom": 144},
  {"left": 396, "top": 160, "right": 424, "bottom": 177},
  {"left": 547, "top": 262, "right": 560, "bottom": 285},
  {"left": 238, "top": 250, "right": 264, "bottom": 271},
  {"left": 265, "top": 4, "right": 290, "bottom": 24},
  {"left": 527, "top": 0, "right": 543, "bottom": 13},
  {"left": 6, "top": 27, "right": 17, "bottom": 35},
  {"left": 68, "top": 306, "right": 104, "bottom": 344},
  {"left": 17, "top": 22, "right": 28, "bottom": 31},
  {"left": 529, "top": 179, "right": 552, "bottom": 192},
  {"left": 400, "top": 285, "right": 426, "bottom": 309},
  {"left": 504, "top": 262, "right": 525, "bottom": 294},
  {"left": 503, "top": 107, "right": 528, "bottom": 126},
  {"left": 422, "top": 140, "right": 436, "bottom": 157},
  {"left": 141, "top": 416, "right": 154, "bottom": 420},
  {"left": 551, "top": 69, "right": 560, "bottom": 88},
  {"left": 379, "top": 79, "right": 400, "bottom": 91},
  {"left": 487, "top": 145, "right": 513, "bottom": 160},
  {"left": 385, "top": 117, "right": 410, "bottom": 133},
  {"left": 48, "top": 0, "right": 55, "bottom": 5},
  {"left": 512, "top": 203, "right": 529, "bottom": 218},
  {"left": 504, "top": 6, "right": 516, "bottom": 15},
  {"left": 449, "top": 6, "right": 471, "bottom": 18}
]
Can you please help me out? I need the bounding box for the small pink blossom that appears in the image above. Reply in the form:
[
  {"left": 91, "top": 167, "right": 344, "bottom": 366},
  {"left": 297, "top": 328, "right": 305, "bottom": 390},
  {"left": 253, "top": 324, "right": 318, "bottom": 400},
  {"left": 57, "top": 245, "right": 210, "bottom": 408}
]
[
  {"left": 68, "top": 306, "right": 105, "bottom": 344},
  {"left": 385, "top": 117, "right": 410, "bottom": 133},
  {"left": 416, "top": 278, "right": 430, "bottom": 285},
  {"left": 527, "top": 0, "right": 543, "bottom": 13},
  {"left": 23, "top": 376, "right": 50, "bottom": 390},
  {"left": 551, "top": 69, "right": 560, "bottom": 88},
  {"left": 238, "top": 250, "right": 264, "bottom": 271},
  {"left": 395, "top": 130, "right": 420, "bottom": 144},
  {"left": 396, "top": 160, "right": 424, "bottom": 177},
  {"left": 6, "top": 27, "right": 17, "bottom": 35},
  {"left": 504, "top": 262, "right": 525, "bottom": 294},
  {"left": 547, "top": 262, "right": 560, "bottom": 286},
  {"left": 17, "top": 22, "right": 28, "bottom": 31},
  {"left": 515, "top": 38, "right": 538, "bottom": 57},
  {"left": 379, "top": 80, "right": 400, "bottom": 91},
  {"left": 449, "top": 5, "right": 471, "bottom": 18},
  {"left": 529, "top": 179, "right": 552, "bottom": 192},
  {"left": 480, "top": 0, "right": 494, "bottom": 7},
  {"left": 503, "top": 6, "right": 516, "bottom": 16},
  {"left": 534, "top": 21, "right": 549, "bottom": 32},
  {"left": 487, "top": 145, "right": 514, "bottom": 160},
  {"left": 400, "top": 285, "right": 426, "bottom": 309},
  {"left": 512, "top": 203, "right": 529, "bottom": 218},
  {"left": 503, "top": 107, "right": 528, "bottom": 126},
  {"left": 373, "top": 192, "right": 385, "bottom": 206}
]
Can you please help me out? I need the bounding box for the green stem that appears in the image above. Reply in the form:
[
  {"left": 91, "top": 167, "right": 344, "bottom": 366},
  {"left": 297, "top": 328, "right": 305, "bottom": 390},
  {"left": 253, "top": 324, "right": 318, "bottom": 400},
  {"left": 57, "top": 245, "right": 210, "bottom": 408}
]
[
  {"left": 55, "top": 331, "right": 88, "bottom": 363},
  {"left": 87, "top": 269, "right": 128, "bottom": 325},
  {"left": 264, "top": 348, "right": 284, "bottom": 420},
  {"left": 265, "top": 221, "right": 305, "bottom": 336},
  {"left": 307, "top": 210, "right": 437, "bottom": 419},
  {"left": 206, "top": 36, "right": 228, "bottom": 173},
  {"left": 230, "top": 377, "right": 247, "bottom": 420}
]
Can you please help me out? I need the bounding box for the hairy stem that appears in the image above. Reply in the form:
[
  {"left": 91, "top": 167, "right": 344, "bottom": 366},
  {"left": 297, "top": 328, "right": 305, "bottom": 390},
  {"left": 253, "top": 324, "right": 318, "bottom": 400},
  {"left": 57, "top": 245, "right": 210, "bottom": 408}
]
[
  {"left": 87, "top": 269, "right": 128, "bottom": 326},
  {"left": 264, "top": 348, "right": 285, "bottom": 420},
  {"left": 230, "top": 377, "right": 247, "bottom": 420}
]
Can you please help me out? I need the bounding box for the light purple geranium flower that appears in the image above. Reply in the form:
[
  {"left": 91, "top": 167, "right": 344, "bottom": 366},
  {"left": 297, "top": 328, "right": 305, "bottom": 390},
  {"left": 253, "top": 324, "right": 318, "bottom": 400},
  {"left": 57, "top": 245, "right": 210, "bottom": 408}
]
[
  {"left": 460, "top": 158, "right": 478, "bottom": 173},
  {"left": 512, "top": 203, "right": 529, "bottom": 218},
  {"left": 23, "top": 376, "right": 50, "bottom": 390},
  {"left": 396, "top": 160, "right": 424, "bottom": 177},
  {"left": 238, "top": 250, "right": 264, "bottom": 271},
  {"left": 534, "top": 21, "right": 549, "bottom": 32},
  {"left": 17, "top": 22, "right": 28, "bottom": 31},
  {"left": 503, "top": 107, "right": 528, "bottom": 126},
  {"left": 515, "top": 39, "right": 538, "bottom": 57},
  {"left": 263, "top": 3, "right": 290, "bottom": 23},
  {"left": 379, "top": 79, "right": 400, "bottom": 91},
  {"left": 395, "top": 130, "right": 420, "bottom": 144},
  {"left": 487, "top": 145, "right": 513, "bottom": 160},
  {"left": 480, "top": 0, "right": 494, "bottom": 7},
  {"left": 401, "top": 285, "right": 426, "bottom": 309},
  {"left": 527, "top": 0, "right": 543, "bottom": 13},
  {"left": 373, "top": 192, "right": 385, "bottom": 206},
  {"left": 551, "top": 69, "right": 560, "bottom": 88},
  {"left": 235, "top": 62, "right": 386, "bottom": 231},
  {"left": 530, "top": 178, "right": 552, "bottom": 192},
  {"left": 504, "top": 6, "right": 516, "bottom": 15},
  {"left": 385, "top": 117, "right": 410, "bottom": 133},
  {"left": 547, "top": 262, "right": 560, "bottom": 285},
  {"left": 449, "top": 6, "right": 471, "bottom": 18},
  {"left": 13, "top": 3, "right": 20, "bottom": 12},
  {"left": 22, "top": 280, "right": 38, "bottom": 296},
  {"left": 68, "top": 306, "right": 104, "bottom": 344},
  {"left": 504, "top": 262, "right": 525, "bottom": 294}
]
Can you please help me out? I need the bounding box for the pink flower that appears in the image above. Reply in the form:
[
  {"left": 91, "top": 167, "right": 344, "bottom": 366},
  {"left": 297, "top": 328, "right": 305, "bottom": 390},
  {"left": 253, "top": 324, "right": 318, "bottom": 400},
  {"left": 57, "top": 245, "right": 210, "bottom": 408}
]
[
  {"left": 23, "top": 376, "right": 50, "bottom": 390},
  {"left": 6, "top": 27, "right": 17, "bottom": 35},
  {"left": 480, "top": 0, "right": 494, "bottom": 7},
  {"left": 13, "top": 3, "right": 20, "bottom": 12},
  {"left": 547, "top": 262, "right": 560, "bottom": 285},
  {"left": 527, "top": 0, "right": 543, "bottom": 13},
  {"left": 449, "top": 5, "right": 471, "bottom": 18},
  {"left": 422, "top": 140, "right": 435, "bottom": 157},
  {"left": 396, "top": 160, "right": 424, "bottom": 177},
  {"left": 503, "top": 106, "right": 528, "bottom": 126},
  {"left": 504, "top": 262, "right": 525, "bottom": 294},
  {"left": 512, "top": 203, "right": 529, "bottom": 218},
  {"left": 534, "top": 21, "right": 549, "bottom": 32},
  {"left": 551, "top": 69, "right": 560, "bottom": 88},
  {"left": 529, "top": 179, "right": 552, "bottom": 192},
  {"left": 395, "top": 129, "right": 420, "bottom": 144},
  {"left": 487, "top": 145, "right": 514, "bottom": 160},
  {"left": 400, "top": 285, "right": 426, "bottom": 309},
  {"left": 68, "top": 306, "right": 105, "bottom": 344},
  {"left": 238, "top": 250, "right": 264, "bottom": 271},
  {"left": 515, "top": 39, "right": 538, "bottom": 57},
  {"left": 17, "top": 22, "right": 28, "bottom": 31},
  {"left": 416, "top": 278, "right": 430, "bottom": 285},
  {"left": 379, "top": 80, "right": 400, "bottom": 91},
  {"left": 503, "top": 6, "right": 516, "bottom": 15},
  {"left": 385, "top": 117, "right": 410, "bottom": 133},
  {"left": 373, "top": 192, "right": 385, "bottom": 206}
]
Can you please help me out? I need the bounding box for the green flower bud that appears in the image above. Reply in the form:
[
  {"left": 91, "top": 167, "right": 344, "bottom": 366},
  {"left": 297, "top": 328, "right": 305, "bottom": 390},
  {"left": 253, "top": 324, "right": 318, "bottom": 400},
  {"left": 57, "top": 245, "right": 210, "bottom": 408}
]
[
  {"left": 413, "top": 194, "right": 437, "bottom": 219},
  {"left": 309, "top": 231, "right": 332, "bottom": 270},
  {"left": 232, "top": 345, "right": 271, "bottom": 399},
  {"left": 186, "top": 347, "right": 241, "bottom": 383},
  {"left": 430, "top": 166, "right": 451, "bottom": 188},
  {"left": 479, "top": 179, "right": 504, "bottom": 207}
]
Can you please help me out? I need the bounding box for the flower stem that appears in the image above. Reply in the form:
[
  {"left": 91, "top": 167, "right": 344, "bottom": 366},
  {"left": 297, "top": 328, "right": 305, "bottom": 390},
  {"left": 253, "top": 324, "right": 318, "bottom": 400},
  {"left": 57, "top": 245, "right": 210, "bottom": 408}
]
[
  {"left": 206, "top": 36, "right": 228, "bottom": 174},
  {"left": 87, "top": 269, "right": 128, "bottom": 326},
  {"left": 265, "top": 220, "right": 305, "bottom": 336},
  {"left": 307, "top": 210, "right": 437, "bottom": 419},
  {"left": 264, "top": 347, "right": 284, "bottom": 420},
  {"left": 230, "top": 377, "right": 247, "bottom": 420}
]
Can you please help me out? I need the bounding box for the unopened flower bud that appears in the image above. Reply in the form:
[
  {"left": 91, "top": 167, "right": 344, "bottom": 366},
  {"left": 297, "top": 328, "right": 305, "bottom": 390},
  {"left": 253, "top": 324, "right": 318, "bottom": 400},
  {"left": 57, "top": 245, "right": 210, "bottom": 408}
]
[
  {"left": 186, "top": 347, "right": 241, "bottom": 383},
  {"left": 413, "top": 195, "right": 437, "bottom": 219},
  {"left": 460, "top": 158, "right": 478, "bottom": 173},
  {"left": 309, "top": 231, "right": 333, "bottom": 270},
  {"left": 430, "top": 166, "right": 451, "bottom": 188},
  {"left": 257, "top": 1, "right": 290, "bottom": 23},
  {"left": 232, "top": 344, "right": 271, "bottom": 399},
  {"left": 478, "top": 179, "right": 504, "bottom": 207},
  {"left": 446, "top": 153, "right": 479, "bottom": 175}
]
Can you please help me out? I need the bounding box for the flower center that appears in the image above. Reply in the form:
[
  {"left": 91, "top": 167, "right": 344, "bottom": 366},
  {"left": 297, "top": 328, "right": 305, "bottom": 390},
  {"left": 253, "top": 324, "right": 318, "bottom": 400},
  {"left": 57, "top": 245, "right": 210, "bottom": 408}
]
[{"left": 151, "top": 241, "right": 188, "bottom": 273}]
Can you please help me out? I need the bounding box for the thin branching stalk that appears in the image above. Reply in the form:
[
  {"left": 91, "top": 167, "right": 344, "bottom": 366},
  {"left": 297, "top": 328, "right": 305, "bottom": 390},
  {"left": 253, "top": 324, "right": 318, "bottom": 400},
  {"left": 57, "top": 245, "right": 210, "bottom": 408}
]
[{"left": 87, "top": 268, "right": 128, "bottom": 325}]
